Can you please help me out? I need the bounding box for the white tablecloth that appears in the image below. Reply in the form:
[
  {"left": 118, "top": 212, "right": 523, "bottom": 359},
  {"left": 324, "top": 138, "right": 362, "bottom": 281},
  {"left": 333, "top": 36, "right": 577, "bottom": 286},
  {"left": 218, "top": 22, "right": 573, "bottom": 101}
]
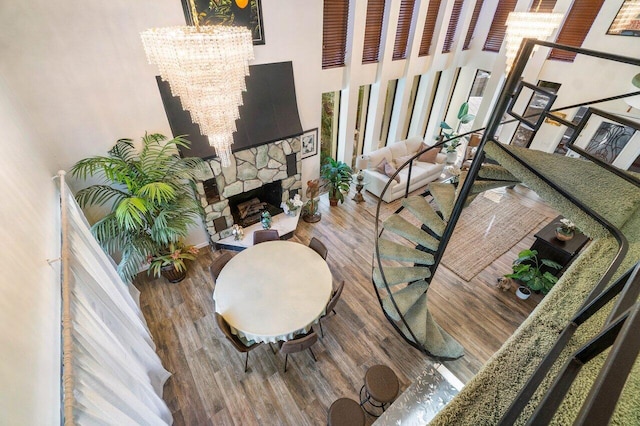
[{"left": 213, "top": 240, "right": 333, "bottom": 343}]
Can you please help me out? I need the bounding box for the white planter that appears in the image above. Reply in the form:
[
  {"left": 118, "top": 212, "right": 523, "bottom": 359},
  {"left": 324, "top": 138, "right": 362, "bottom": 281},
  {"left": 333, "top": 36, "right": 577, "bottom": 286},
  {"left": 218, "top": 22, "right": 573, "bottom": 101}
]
[
  {"left": 516, "top": 286, "right": 531, "bottom": 300},
  {"left": 446, "top": 151, "right": 458, "bottom": 164}
]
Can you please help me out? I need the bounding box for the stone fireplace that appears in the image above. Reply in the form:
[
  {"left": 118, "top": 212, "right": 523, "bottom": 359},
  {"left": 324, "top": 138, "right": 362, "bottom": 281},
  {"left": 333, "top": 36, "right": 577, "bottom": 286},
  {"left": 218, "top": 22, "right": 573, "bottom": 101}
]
[{"left": 195, "top": 136, "right": 302, "bottom": 242}]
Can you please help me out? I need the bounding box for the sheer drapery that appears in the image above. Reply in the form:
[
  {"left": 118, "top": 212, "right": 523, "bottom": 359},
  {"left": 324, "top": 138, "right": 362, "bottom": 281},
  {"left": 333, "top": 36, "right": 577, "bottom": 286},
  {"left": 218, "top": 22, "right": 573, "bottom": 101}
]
[{"left": 59, "top": 173, "right": 172, "bottom": 425}]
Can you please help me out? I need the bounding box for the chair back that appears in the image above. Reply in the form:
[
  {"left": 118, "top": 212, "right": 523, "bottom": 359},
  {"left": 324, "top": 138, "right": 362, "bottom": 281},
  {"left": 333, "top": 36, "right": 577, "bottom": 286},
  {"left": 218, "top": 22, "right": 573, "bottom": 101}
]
[
  {"left": 253, "top": 229, "right": 280, "bottom": 245},
  {"left": 308, "top": 237, "right": 328, "bottom": 260},
  {"left": 280, "top": 331, "right": 318, "bottom": 355},
  {"left": 326, "top": 281, "right": 345, "bottom": 314},
  {"left": 215, "top": 313, "right": 253, "bottom": 352},
  {"left": 209, "top": 251, "right": 234, "bottom": 281}
]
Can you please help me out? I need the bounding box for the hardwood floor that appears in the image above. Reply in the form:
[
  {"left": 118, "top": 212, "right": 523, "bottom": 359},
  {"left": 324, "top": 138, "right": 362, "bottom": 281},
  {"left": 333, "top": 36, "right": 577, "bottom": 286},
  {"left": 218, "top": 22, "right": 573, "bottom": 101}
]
[{"left": 135, "top": 183, "right": 559, "bottom": 425}]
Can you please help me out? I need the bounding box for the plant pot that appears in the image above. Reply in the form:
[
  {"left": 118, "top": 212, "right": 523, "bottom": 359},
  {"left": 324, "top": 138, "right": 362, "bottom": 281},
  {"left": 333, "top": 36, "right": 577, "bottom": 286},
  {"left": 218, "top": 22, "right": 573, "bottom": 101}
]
[
  {"left": 161, "top": 264, "right": 187, "bottom": 283},
  {"left": 516, "top": 286, "right": 531, "bottom": 300},
  {"left": 446, "top": 151, "right": 458, "bottom": 164},
  {"left": 302, "top": 212, "right": 321, "bottom": 223},
  {"left": 555, "top": 228, "right": 574, "bottom": 241},
  {"left": 329, "top": 198, "right": 338, "bottom": 207}
]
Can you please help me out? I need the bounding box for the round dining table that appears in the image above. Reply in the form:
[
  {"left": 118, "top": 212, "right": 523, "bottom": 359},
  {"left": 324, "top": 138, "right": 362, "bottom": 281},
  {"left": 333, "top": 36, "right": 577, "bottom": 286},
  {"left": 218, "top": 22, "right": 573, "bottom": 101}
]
[{"left": 213, "top": 240, "right": 333, "bottom": 343}]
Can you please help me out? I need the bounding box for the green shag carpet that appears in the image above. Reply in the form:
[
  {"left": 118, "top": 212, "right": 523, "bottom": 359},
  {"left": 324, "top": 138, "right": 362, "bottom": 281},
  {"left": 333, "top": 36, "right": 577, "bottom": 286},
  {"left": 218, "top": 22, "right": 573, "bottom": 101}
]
[{"left": 430, "top": 141, "right": 640, "bottom": 425}]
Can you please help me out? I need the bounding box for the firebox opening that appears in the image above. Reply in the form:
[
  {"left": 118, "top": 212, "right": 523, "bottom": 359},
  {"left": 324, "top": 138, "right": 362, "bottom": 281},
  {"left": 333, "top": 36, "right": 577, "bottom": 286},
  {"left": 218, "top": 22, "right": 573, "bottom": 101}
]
[{"left": 227, "top": 180, "right": 284, "bottom": 227}]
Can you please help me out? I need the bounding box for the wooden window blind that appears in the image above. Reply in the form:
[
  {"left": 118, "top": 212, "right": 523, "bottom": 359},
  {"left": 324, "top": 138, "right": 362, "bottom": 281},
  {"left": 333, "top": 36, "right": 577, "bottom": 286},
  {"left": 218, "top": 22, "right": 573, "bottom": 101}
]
[
  {"left": 463, "top": 0, "right": 485, "bottom": 50},
  {"left": 483, "top": 0, "right": 517, "bottom": 52},
  {"left": 549, "top": 0, "right": 605, "bottom": 62},
  {"left": 362, "top": 0, "right": 386, "bottom": 63},
  {"left": 393, "top": 0, "right": 416, "bottom": 60},
  {"left": 442, "top": 0, "right": 464, "bottom": 53},
  {"left": 531, "top": 0, "right": 557, "bottom": 12},
  {"left": 322, "top": 0, "right": 350, "bottom": 69},
  {"left": 418, "top": 0, "right": 443, "bottom": 56}
]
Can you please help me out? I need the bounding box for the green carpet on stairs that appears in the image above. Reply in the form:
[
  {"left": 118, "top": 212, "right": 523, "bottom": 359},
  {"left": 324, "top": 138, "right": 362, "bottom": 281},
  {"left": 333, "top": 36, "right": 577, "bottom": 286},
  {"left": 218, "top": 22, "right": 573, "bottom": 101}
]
[{"left": 430, "top": 141, "right": 640, "bottom": 425}]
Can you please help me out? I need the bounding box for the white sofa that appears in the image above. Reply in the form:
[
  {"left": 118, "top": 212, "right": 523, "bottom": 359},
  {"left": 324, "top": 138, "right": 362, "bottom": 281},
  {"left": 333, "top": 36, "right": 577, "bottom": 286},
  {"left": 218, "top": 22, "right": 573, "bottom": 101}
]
[{"left": 362, "top": 136, "right": 445, "bottom": 203}]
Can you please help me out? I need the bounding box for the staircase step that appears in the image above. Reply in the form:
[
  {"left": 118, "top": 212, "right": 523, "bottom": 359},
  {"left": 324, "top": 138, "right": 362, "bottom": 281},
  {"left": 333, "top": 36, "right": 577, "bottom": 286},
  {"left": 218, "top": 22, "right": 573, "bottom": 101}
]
[
  {"left": 399, "top": 293, "right": 465, "bottom": 359},
  {"left": 381, "top": 281, "right": 429, "bottom": 321},
  {"left": 478, "top": 163, "right": 519, "bottom": 182},
  {"left": 383, "top": 215, "right": 440, "bottom": 251},
  {"left": 373, "top": 266, "right": 432, "bottom": 289},
  {"left": 402, "top": 196, "right": 447, "bottom": 236},
  {"left": 378, "top": 239, "right": 435, "bottom": 265},
  {"left": 429, "top": 183, "right": 456, "bottom": 221}
]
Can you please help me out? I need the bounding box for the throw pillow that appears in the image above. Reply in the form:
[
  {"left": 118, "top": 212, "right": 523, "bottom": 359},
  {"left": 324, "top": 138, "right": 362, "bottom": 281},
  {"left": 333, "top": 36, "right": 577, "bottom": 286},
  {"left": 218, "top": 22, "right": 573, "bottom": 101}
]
[
  {"left": 417, "top": 143, "right": 439, "bottom": 163},
  {"left": 375, "top": 157, "right": 390, "bottom": 174},
  {"left": 394, "top": 154, "right": 414, "bottom": 168},
  {"left": 384, "top": 162, "right": 401, "bottom": 183}
]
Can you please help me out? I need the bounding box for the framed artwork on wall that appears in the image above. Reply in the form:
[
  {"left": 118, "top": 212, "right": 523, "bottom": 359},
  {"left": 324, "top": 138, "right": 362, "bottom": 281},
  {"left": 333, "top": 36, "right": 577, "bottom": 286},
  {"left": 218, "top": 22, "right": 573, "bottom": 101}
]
[
  {"left": 182, "top": 0, "right": 266, "bottom": 45},
  {"left": 584, "top": 122, "right": 635, "bottom": 164},
  {"left": 607, "top": 0, "right": 640, "bottom": 37},
  {"left": 301, "top": 128, "right": 319, "bottom": 159}
]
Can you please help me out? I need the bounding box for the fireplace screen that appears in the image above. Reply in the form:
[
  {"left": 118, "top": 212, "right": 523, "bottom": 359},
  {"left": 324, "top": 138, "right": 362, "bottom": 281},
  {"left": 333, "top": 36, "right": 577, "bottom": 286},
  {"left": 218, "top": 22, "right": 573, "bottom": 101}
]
[{"left": 227, "top": 180, "right": 284, "bottom": 227}]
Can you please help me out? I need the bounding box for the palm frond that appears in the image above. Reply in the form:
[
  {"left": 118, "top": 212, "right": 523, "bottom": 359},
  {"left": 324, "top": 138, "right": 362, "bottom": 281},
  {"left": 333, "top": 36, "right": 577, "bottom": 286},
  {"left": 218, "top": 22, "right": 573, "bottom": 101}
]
[
  {"left": 137, "top": 182, "right": 176, "bottom": 204},
  {"left": 75, "top": 185, "right": 130, "bottom": 208},
  {"left": 115, "top": 197, "right": 148, "bottom": 231}
]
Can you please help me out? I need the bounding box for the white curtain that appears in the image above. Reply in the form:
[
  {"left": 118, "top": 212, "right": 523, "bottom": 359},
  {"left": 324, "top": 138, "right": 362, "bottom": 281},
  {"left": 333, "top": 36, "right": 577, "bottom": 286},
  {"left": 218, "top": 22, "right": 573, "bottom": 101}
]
[{"left": 59, "top": 175, "right": 172, "bottom": 425}]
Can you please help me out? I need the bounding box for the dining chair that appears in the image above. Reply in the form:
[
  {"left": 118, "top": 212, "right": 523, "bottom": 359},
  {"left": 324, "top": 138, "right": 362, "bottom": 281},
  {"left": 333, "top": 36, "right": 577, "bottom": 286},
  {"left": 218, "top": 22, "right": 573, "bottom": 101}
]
[
  {"left": 253, "top": 229, "right": 280, "bottom": 245},
  {"left": 209, "top": 251, "right": 234, "bottom": 283},
  {"left": 318, "top": 280, "right": 344, "bottom": 338},
  {"left": 279, "top": 330, "right": 318, "bottom": 372},
  {"left": 308, "top": 237, "right": 328, "bottom": 260},
  {"left": 215, "top": 313, "right": 261, "bottom": 372}
]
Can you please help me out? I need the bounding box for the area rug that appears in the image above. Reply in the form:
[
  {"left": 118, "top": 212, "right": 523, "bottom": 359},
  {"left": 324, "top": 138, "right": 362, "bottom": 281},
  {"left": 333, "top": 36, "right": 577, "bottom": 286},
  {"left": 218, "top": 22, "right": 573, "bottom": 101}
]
[{"left": 440, "top": 193, "right": 547, "bottom": 281}]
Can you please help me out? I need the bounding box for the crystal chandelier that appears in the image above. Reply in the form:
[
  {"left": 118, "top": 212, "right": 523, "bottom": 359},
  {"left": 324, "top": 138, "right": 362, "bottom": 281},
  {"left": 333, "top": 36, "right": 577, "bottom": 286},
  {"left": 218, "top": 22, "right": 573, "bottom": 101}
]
[
  {"left": 141, "top": 0, "right": 254, "bottom": 167},
  {"left": 504, "top": 6, "right": 563, "bottom": 74}
]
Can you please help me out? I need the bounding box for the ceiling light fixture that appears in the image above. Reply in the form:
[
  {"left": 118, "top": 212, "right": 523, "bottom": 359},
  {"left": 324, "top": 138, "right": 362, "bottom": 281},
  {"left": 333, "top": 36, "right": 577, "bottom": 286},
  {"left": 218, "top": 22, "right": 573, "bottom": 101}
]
[{"left": 141, "top": 0, "right": 254, "bottom": 167}]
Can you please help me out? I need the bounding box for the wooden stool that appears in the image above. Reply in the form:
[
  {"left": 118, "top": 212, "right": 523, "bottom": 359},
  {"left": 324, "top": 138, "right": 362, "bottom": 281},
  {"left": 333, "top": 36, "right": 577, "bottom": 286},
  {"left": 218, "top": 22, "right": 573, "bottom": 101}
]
[
  {"left": 359, "top": 365, "right": 399, "bottom": 417},
  {"left": 327, "top": 398, "right": 365, "bottom": 426}
]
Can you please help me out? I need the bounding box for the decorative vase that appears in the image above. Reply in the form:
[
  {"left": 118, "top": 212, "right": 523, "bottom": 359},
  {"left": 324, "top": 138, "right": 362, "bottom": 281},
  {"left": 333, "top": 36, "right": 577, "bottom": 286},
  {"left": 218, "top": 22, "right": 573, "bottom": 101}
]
[
  {"left": 160, "top": 264, "right": 187, "bottom": 283},
  {"left": 329, "top": 198, "right": 338, "bottom": 207},
  {"left": 516, "top": 286, "right": 531, "bottom": 300},
  {"left": 261, "top": 211, "right": 272, "bottom": 229},
  {"left": 287, "top": 208, "right": 298, "bottom": 217},
  {"left": 555, "top": 228, "right": 574, "bottom": 241}
]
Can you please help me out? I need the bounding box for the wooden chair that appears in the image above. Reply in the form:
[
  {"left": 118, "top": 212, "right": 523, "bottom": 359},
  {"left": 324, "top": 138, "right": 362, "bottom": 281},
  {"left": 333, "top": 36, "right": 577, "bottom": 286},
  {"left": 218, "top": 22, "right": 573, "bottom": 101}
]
[
  {"left": 308, "top": 237, "right": 328, "bottom": 260},
  {"left": 215, "top": 313, "right": 261, "bottom": 372},
  {"left": 318, "top": 281, "right": 344, "bottom": 338},
  {"left": 253, "top": 229, "right": 280, "bottom": 245},
  {"left": 279, "top": 330, "right": 318, "bottom": 372},
  {"left": 209, "top": 251, "right": 234, "bottom": 283}
]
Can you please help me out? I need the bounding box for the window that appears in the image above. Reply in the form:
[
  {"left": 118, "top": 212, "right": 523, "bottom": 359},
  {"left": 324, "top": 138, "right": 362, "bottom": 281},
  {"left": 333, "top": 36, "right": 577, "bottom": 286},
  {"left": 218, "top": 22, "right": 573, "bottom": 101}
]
[
  {"left": 352, "top": 85, "right": 371, "bottom": 167},
  {"left": 459, "top": 69, "right": 491, "bottom": 135},
  {"left": 393, "top": 0, "right": 416, "bottom": 60},
  {"left": 419, "top": 0, "right": 443, "bottom": 56},
  {"left": 403, "top": 75, "right": 421, "bottom": 139},
  {"left": 380, "top": 80, "right": 398, "bottom": 146},
  {"left": 422, "top": 72, "right": 442, "bottom": 137},
  {"left": 321, "top": 91, "right": 341, "bottom": 160},
  {"left": 322, "top": 0, "right": 350, "bottom": 69},
  {"left": 483, "top": 0, "right": 517, "bottom": 52},
  {"left": 363, "top": 0, "right": 386, "bottom": 63},
  {"left": 532, "top": 0, "right": 557, "bottom": 12},
  {"left": 555, "top": 107, "right": 587, "bottom": 155},
  {"left": 442, "top": 0, "right": 464, "bottom": 53},
  {"left": 463, "top": 0, "right": 485, "bottom": 50},
  {"left": 549, "top": 0, "right": 605, "bottom": 62},
  {"left": 511, "top": 81, "right": 561, "bottom": 147}
]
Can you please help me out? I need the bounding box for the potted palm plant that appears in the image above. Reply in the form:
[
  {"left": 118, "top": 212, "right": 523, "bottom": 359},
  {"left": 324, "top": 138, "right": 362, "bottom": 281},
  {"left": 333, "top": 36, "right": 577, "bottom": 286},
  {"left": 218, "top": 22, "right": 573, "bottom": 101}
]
[
  {"left": 321, "top": 158, "right": 353, "bottom": 206},
  {"left": 439, "top": 102, "right": 475, "bottom": 164},
  {"left": 71, "top": 133, "right": 206, "bottom": 283}
]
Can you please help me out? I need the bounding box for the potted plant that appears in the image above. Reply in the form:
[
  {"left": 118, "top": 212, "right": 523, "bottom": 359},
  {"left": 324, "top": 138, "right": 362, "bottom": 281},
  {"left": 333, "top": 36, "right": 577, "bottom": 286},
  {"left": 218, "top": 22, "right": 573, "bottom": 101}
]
[
  {"left": 555, "top": 218, "right": 577, "bottom": 241},
  {"left": 147, "top": 242, "right": 199, "bottom": 283},
  {"left": 504, "top": 249, "right": 563, "bottom": 296},
  {"left": 71, "top": 133, "right": 206, "bottom": 283},
  {"left": 439, "top": 102, "right": 475, "bottom": 164},
  {"left": 302, "top": 179, "right": 321, "bottom": 223},
  {"left": 321, "top": 158, "right": 353, "bottom": 206}
]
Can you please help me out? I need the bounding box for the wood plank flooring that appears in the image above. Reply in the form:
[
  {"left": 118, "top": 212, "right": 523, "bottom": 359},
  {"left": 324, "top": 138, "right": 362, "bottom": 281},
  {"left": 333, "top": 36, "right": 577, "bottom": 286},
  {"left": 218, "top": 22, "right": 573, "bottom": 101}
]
[{"left": 135, "top": 183, "right": 559, "bottom": 425}]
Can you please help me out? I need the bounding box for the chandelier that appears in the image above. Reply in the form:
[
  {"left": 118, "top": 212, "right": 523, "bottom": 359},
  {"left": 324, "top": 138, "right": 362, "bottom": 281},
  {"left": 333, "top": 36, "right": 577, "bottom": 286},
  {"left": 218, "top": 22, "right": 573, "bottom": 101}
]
[
  {"left": 141, "top": 0, "right": 254, "bottom": 167},
  {"left": 504, "top": 6, "right": 563, "bottom": 73}
]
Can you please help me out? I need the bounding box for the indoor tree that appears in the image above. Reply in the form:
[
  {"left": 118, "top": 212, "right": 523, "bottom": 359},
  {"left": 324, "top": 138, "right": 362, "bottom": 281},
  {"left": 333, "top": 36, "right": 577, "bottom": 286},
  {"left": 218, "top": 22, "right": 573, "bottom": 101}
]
[{"left": 71, "top": 133, "right": 206, "bottom": 283}]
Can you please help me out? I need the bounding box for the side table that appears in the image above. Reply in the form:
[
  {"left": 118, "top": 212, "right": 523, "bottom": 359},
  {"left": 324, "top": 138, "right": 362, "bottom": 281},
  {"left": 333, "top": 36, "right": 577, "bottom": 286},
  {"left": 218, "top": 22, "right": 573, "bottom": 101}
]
[{"left": 530, "top": 215, "right": 590, "bottom": 275}]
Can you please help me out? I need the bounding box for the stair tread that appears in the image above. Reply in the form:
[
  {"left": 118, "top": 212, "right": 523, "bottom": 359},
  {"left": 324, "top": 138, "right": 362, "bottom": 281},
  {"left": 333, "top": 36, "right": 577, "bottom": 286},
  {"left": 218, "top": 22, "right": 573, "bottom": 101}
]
[
  {"left": 402, "top": 196, "right": 447, "bottom": 236},
  {"left": 384, "top": 215, "right": 440, "bottom": 251},
  {"left": 399, "top": 293, "right": 464, "bottom": 359},
  {"left": 378, "top": 239, "right": 435, "bottom": 265},
  {"left": 373, "top": 266, "right": 432, "bottom": 288},
  {"left": 429, "top": 183, "right": 456, "bottom": 221},
  {"left": 381, "top": 281, "right": 429, "bottom": 321},
  {"left": 477, "top": 163, "right": 519, "bottom": 182}
]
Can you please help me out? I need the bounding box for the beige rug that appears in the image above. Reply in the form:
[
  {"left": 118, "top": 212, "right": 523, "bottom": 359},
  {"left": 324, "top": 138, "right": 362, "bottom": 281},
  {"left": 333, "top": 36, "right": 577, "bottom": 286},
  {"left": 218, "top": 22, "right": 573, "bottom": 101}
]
[{"left": 440, "top": 193, "right": 547, "bottom": 281}]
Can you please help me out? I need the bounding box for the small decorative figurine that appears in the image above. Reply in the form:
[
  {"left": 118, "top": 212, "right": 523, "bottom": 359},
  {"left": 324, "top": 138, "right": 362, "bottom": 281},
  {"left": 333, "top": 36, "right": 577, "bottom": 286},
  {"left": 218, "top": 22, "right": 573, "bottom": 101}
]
[{"left": 261, "top": 210, "right": 272, "bottom": 229}]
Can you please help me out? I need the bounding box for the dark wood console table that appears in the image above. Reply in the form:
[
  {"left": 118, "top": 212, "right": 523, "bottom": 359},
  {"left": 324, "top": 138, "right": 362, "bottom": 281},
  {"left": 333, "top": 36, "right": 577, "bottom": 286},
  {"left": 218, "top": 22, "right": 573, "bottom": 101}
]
[{"left": 530, "top": 215, "right": 590, "bottom": 275}]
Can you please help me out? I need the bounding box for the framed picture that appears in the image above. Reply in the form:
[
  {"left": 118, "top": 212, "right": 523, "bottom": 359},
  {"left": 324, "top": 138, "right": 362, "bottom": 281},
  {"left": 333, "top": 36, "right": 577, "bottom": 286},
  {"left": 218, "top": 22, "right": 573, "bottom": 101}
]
[
  {"left": 607, "top": 0, "right": 640, "bottom": 37},
  {"left": 301, "top": 128, "right": 318, "bottom": 159},
  {"left": 182, "top": 0, "right": 266, "bottom": 45}
]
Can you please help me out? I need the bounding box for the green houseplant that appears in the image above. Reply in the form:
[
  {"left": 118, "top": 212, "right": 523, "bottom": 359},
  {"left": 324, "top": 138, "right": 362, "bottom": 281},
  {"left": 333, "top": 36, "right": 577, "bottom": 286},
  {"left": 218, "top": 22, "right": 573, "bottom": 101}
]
[
  {"left": 302, "top": 179, "right": 321, "bottom": 223},
  {"left": 505, "top": 249, "right": 563, "bottom": 295},
  {"left": 439, "top": 102, "right": 476, "bottom": 162},
  {"left": 321, "top": 158, "right": 353, "bottom": 206},
  {"left": 71, "top": 134, "right": 206, "bottom": 283},
  {"left": 147, "top": 242, "right": 199, "bottom": 283}
]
